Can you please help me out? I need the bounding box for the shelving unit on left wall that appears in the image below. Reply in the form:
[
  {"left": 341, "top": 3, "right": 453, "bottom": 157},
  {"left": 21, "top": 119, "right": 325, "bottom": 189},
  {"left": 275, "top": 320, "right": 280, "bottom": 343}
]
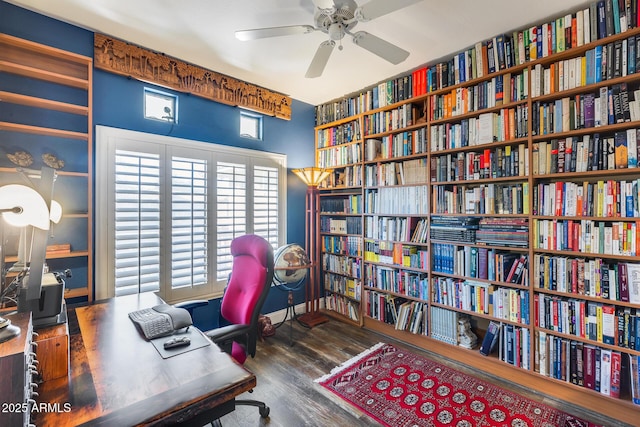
[{"left": 0, "top": 33, "right": 93, "bottom": 302}]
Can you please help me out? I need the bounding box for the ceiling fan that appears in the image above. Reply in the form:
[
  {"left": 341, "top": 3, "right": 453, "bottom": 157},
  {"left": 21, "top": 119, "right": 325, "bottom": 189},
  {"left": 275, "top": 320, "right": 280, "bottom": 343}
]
[{"left": 235, "top": 0, "right": 423, "bottom": 78}]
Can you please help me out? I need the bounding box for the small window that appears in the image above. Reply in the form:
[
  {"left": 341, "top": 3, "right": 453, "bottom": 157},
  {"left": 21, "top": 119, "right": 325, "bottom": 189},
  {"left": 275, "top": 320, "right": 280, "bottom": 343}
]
[
  {"left": 144, "top": 88, "right": 177, "bottom": 123},
  {"left": 240, "top": 111, "right": 262, "bottom": 140}
]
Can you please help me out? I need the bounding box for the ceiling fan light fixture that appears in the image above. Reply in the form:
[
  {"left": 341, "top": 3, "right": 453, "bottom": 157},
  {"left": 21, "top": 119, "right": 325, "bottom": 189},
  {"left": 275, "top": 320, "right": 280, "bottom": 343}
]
[{"left": 328, "top": 23, "right": 345, "bottom": 41}]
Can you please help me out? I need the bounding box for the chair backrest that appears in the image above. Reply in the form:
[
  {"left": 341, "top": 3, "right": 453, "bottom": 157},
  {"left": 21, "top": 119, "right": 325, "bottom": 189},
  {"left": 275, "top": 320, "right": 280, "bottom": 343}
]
[{"left": 220, "top": 234, "right": 274, "bottom": 356}]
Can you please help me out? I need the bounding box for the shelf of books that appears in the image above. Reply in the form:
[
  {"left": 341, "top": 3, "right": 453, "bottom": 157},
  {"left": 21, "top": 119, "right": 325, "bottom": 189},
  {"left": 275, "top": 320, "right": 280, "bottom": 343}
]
[
  {"left": 319, "top": 190, "right": 363, "bottom": 325},
  {"left": 362, "top": 213, "right": 429, "bottom": 335},
  {"left": 363, "top": 123, "right": 429, "bottom": 335},
  {"left": 316, "top": 118, "right": 363, "bottom": 189},
  {"left": 313, "top": 2, "right": 640, "bottom": 423}
]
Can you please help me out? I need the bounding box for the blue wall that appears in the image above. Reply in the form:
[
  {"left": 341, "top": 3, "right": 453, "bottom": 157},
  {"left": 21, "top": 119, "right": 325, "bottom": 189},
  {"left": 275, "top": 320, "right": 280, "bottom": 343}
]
[{"left": 1, "top": 1, "right": 316, "bottom": 327}]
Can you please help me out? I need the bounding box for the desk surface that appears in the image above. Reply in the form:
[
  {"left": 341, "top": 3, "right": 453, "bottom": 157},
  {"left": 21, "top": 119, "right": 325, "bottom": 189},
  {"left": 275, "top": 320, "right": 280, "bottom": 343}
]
[{"left": 36, "top": 293, "right": 256, "bottom": 426}]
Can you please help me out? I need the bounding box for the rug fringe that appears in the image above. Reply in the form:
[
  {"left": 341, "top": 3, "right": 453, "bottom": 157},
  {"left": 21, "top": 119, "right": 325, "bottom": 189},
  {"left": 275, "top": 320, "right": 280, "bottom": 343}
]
[{"left": 314, "top": 342, "right": 387, "bottom": 383}]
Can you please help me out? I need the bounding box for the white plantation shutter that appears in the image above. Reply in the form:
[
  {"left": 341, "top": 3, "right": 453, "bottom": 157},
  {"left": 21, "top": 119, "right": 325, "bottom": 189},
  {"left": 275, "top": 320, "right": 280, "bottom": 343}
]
[
  {"left": 216, "top": 161, "right": 246, "bottom": 280},
  {"left": 171, "top": 156, "right": 208, "bottom": 289},
  {"left": 96, "top": 126, "right": 286, "bottom": 301},
  {"left": 113, "top": 149, "right": 161, "bottom": 296},
  {"left": 253, "top": 165, "right": 279, "bottom": 247}
]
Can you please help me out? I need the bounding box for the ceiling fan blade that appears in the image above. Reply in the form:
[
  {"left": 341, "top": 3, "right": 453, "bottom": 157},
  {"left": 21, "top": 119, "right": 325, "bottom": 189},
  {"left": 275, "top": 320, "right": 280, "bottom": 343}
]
[
  {"left": 305, "top": 40, "right": 335, "bottom": 78},
  {"left": 351, "top": 31, "right": 409, "bottom": 65},
  {"left": 312, "top": 0, "right": 336, "bottom": 11},
  {"left": 235, "top": 25, "right": 316, "bottom": 41},
  {"left": 356, "top": 0, "right": 422, "bottom": 21}
]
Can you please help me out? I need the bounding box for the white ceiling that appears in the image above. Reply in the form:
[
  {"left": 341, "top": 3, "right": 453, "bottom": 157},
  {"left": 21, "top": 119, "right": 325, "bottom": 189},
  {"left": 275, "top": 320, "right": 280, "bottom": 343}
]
[{"left": 7, "top": 0, "right": 591, "bottom": 106}]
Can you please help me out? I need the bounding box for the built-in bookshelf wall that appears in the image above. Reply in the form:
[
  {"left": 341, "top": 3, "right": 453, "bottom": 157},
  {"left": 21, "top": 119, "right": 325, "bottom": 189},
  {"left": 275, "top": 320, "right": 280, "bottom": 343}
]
[{"left": 314, "top": 2, "right": 640, "bottom": 424}]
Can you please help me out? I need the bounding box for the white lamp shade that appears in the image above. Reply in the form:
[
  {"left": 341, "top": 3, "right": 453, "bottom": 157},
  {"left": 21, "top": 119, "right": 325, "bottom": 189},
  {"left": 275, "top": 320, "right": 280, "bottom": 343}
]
[
  {"left": 50, "top": 200, "right": 63, "bottom": 224},
  {"left": 0, "top": 184, "right": 51, "bottom": 230}
]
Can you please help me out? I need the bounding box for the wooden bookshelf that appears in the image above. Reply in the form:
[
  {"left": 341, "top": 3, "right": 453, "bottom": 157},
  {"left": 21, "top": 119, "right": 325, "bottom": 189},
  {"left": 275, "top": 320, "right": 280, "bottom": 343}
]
[
  {"left": 319, "top": 189, "right": 363, "bottom": 325},
  {"left": 0, "top": 33, "right": 93, "bottom": 302},
  {"left": 314, "top": 3, "right": 640, "bottom": 424}
]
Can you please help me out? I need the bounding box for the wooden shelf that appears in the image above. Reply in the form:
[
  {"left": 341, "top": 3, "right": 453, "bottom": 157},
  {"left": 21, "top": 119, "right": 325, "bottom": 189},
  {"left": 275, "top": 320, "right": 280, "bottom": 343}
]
[
  {"left": 0, "top": 61, "right": 89, "bottom": 89},
  {"left": 64, "top": 287, "right": 89, "bottom": 299},
  {"left": 0, "top": 121, "right": 89, "bottom": 140},
  {"left": 4, "top": 251, "right": 89, "bottom": 263},
  {"left": 321, "top": 308, "right": 360, "bottom": 326},
  {"left": 0, "top": 91, "right": 88, "bottom": 115},
  {"left": 0, "top": 33, "right": 93, "bottom": 302}
]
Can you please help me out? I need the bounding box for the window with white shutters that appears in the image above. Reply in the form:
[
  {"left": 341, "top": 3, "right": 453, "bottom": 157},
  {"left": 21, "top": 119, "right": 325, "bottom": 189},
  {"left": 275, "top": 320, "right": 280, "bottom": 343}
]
[
  {"left": 253, "top": 166, "right": 279, "bottom": 248},
  {"left": 113, "top": 149, "right": 161, "bottom": 296},
  {"left": 216, "top": 162, "right": 246, "bottom": 281},
  {"left": 171, "top": 156, "right": 208, "bottom": 290},
  {"left": 95, "top": 126, "right": 286, "bottom": 302}
]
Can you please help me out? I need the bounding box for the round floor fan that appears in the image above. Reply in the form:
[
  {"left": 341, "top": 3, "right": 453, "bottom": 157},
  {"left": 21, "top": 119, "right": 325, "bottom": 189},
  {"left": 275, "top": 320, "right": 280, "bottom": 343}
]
[{"left": 235, "top": 0, "right": 423, "bottom": 77}]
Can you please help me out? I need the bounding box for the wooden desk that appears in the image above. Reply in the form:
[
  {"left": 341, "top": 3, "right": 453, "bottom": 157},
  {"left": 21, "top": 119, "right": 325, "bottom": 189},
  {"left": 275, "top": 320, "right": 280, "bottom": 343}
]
[{"left": 35, "top": 293, "right": 256, "bottom": 426}]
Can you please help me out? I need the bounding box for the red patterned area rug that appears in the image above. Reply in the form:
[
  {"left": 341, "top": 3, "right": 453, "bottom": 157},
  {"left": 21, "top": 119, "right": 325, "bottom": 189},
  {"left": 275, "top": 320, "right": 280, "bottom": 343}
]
[{"left": 315, "top": 343, "right": 601, "bottom": 427}]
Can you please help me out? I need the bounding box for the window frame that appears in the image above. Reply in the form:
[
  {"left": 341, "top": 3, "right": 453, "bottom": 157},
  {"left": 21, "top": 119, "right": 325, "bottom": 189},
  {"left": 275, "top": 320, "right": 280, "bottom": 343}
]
[
  {"left": 144, "top": 87, "right": 178, "bottom": 123},
  {"left": 95, "top": 125, "right": 286, "bottom": 303},
  {"left": 239, "top": 110, "right": 263, "bottom": 140}
]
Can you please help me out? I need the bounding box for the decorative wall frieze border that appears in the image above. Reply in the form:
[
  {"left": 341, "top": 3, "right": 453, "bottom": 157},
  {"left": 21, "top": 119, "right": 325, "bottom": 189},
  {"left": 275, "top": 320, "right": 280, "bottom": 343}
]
[{"left": 94, "top": 33, "right": 291, "bottom": 120}]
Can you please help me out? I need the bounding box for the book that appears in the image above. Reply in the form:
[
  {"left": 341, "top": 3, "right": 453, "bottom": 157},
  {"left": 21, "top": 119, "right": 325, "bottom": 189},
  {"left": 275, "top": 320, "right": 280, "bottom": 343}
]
[
  {"left": 610, "top": 351, "right": 622, "bottom": 398},
  {"left": 614, "top": 130, "right": 629, "bottom": 168},
  {"left": 584, "top": 344, "right": 597, "bottom": 389},
  {"left": 479, "top": 321, "right": 501, "bottom": 355},
  {"left": 600, "top": 348, "right": 612, "bottom": 396},
  {"left": 602, "top": 304, "right": 616, "bottom": 345},
  {"left": 625, "top": 262, "right": 640, "bottom": 303},
  {"left": 629, "top": 354, "right": 640, "bottom": 404}
]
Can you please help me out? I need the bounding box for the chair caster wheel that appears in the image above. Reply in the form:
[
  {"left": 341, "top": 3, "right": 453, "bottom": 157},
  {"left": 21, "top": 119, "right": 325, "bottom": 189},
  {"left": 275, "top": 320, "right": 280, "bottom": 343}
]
[{"left": 259, "top": 406, "right": 270, "bottom": 418}]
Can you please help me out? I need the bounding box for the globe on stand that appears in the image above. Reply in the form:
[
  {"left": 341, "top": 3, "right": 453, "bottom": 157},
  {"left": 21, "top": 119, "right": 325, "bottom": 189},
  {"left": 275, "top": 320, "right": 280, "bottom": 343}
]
[
  {"left": 273, "top": 243, "right": 310, "bottom": 288},
  {"left": 272, "top": 244, "right": 311, "bottom": 345}
]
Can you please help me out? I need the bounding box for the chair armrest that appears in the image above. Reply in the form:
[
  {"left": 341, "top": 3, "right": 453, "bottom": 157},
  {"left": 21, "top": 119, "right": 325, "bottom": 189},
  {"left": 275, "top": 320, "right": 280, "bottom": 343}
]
[
  {"left": 204, "top": 323, "right": 251, "bottom": 344},
  {"left": 174, "top": 299, "right": 209, "bottom": 314}
]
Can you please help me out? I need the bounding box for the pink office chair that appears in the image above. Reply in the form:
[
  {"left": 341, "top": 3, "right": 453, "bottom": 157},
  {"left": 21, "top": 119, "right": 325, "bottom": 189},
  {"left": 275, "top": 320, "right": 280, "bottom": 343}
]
[{"left": 179, "top": 234, "right": 274, "bottom": 419}]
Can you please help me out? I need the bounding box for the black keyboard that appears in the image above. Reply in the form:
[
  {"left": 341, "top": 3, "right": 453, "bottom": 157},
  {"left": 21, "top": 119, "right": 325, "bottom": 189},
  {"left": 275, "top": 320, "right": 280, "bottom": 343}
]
[{"left": 128, "top": 308, "right": 174, "bottom": 340}]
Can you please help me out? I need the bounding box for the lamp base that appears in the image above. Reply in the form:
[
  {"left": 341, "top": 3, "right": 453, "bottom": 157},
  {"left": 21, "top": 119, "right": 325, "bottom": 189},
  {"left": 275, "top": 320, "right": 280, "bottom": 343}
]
[
  {"left": 0, "top": 318, "right": 20, "bottom": 344},
  {"left": 297, "top": 312, "right": 329, "bottom": 328}
]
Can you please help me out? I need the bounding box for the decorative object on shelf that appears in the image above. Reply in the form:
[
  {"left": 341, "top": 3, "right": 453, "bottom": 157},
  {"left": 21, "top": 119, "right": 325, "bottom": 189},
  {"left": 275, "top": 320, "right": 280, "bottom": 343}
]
[
  {"left": 235, "top": 0, "right": 421, "bottom": 78},
  {"left": 457, "top": 316, "right": 477, "bottom": 349},
  {"left": 6, "top": 151, "right": 33, "bottom": 167},
  {"left": 46, "top": 243, "right": 71, "bottom": 255},
  {"left": 272, "top": 243, "right": 312, "bottom": 345},
  {"left": 42, "top": 153, "right": 64, "bottom": 170},
  {"left": 292, "top": 166, "right": 331, "bottom": 328}
]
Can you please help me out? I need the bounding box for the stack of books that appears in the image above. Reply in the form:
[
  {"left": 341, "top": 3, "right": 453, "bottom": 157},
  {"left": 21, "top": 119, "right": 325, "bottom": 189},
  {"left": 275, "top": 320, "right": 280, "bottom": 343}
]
[
  {"left": 430, "top": 216, "right": 480, "bottom": 243},
  {"left": 430, "top": 306, "right": 459, "bottom": 345},
  {"left": 476, "top": 218, "right": 529, "bottom": 247}
]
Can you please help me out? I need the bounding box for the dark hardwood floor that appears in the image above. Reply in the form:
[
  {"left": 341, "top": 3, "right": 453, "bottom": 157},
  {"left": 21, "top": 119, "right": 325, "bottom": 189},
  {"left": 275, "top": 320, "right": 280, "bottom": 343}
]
[{"left": 217, "top": 318, "right": 632, "bottom": 427}]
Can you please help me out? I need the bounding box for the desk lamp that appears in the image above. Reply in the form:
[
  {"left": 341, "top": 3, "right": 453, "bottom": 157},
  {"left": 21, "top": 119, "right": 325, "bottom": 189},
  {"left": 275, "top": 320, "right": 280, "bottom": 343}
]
[
  {"left": 0, "top": 184, "right": 52, "bottom": 342},
  {"left": 292, "top": 167, "right": 331, "bottom": 328}
]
